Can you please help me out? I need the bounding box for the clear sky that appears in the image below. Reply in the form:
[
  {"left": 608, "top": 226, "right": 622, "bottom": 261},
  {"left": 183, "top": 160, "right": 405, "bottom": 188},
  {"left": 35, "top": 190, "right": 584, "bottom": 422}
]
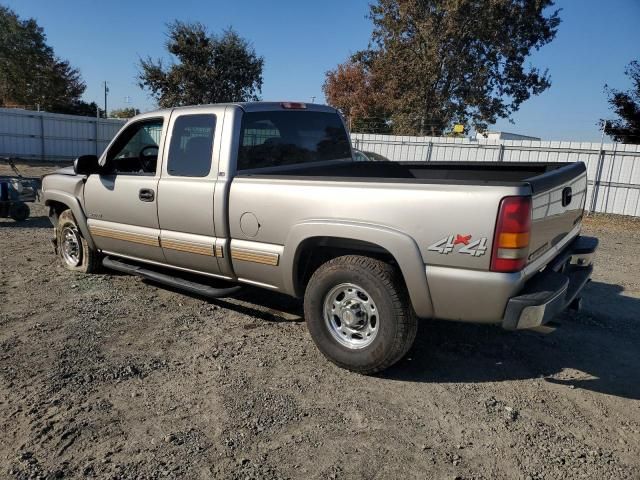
[{"left": 4, "top": 0, "right": 640, "bottom": 141}]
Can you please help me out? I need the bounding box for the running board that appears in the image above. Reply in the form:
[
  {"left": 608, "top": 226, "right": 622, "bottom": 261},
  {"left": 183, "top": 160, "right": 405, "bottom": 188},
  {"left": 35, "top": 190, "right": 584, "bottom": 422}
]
[{"left": 102, "top": 256, "right": 243, "bottom": 298}]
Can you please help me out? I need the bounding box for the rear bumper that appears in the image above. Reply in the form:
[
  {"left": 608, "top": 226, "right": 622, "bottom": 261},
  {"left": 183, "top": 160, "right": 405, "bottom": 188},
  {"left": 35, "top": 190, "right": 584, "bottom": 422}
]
[{"left": 502, "top": 235, "right": 598, "bottom": 330}]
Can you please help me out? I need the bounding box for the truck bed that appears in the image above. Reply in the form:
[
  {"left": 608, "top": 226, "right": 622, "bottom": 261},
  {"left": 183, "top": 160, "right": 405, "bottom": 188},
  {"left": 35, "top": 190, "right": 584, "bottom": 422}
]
[
  {"left": 236, "top": 159, "right": 588, "bottom": 277},
  {"left": 240, "top": 161, "right": 581, "bottom": 191}
]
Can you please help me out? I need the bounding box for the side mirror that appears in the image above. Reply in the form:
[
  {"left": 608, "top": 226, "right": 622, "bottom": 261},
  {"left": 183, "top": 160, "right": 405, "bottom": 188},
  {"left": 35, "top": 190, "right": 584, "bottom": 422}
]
[{"left": 74, "top": 155, "right": 100, "bottom": 175}]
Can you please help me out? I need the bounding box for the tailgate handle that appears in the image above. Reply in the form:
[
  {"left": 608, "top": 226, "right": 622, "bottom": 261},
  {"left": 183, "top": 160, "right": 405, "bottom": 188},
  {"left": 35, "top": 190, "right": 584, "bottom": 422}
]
[{"left": 562, "top": 187, "right": 572, "bottom": 207}]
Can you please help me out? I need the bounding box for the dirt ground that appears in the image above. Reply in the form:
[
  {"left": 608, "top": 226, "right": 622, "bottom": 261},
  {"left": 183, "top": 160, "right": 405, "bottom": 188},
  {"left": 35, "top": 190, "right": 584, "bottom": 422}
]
[{"left": 1, "top": 162, "right": 639, "bottom": 479}]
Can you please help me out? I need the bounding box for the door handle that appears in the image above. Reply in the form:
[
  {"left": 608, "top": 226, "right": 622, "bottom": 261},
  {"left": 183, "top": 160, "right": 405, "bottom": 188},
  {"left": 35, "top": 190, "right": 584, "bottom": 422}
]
[{"left": 139, "top": 188, "right": 155, "bottom": 202}]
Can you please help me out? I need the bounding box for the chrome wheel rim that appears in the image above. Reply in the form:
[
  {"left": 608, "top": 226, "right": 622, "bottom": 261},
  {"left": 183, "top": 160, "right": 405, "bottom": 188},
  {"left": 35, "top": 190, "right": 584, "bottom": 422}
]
[
  {"left": 323, "top": 283, "right": 379, "bottom": 349},
  {"left": 61, "top": 226, "right": 82, "bottom": 267}
]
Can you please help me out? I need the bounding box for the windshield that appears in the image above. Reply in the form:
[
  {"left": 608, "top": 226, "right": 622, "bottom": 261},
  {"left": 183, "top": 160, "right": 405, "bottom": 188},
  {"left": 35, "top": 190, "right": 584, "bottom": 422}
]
[{"left": 237, "top": 111, "right": 351, "bottom": 170}]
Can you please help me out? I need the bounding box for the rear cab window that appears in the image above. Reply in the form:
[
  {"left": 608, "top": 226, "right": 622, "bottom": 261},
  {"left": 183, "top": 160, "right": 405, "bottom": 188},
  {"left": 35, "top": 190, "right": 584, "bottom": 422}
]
[
  {"left": 237, "top": 111, "right": 351, "bottom": 171},
  {"left": 167, "top": 114, "right": 216, "bottom": 177}
]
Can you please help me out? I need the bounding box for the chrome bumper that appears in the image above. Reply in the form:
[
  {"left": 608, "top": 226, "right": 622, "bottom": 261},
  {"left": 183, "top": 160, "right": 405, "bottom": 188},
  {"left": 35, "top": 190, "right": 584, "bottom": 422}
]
[{"left": 502, "top": 236, "right": 598, "bottom": 330}]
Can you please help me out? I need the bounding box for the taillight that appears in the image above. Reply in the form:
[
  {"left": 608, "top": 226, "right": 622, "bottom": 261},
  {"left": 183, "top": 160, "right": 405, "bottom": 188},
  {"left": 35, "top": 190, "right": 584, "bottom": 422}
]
[{"left": 490, "top": 196, "right": 532, "bottom": 272}]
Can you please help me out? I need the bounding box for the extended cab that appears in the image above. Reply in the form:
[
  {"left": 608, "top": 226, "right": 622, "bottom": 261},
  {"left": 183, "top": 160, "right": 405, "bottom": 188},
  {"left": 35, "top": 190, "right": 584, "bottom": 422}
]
[{"left": 42, "top": 102, "right": 597, "bottom": 373}]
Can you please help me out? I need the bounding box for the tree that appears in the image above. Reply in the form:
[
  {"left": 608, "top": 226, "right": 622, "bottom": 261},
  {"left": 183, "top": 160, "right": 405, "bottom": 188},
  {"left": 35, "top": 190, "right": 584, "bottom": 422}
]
[
  {"left": 110, "top": 107, "right": 140, "bottom": 119},
  {"left": 0, "top": 5, "right": 92, "bottom": 115},
  {"left": 138, "top": 22, "right": 264, "bottom": 108},
  {"left": 324, "top": 0, "right": 561, "bottom": 135},
  {"left": 56, "top": 100, "right": 103, "bottom": 117},
  {"left": 322, "top": 59, "right": 391, "bottom": 132},
  {"left": 602, "top": 61, "right": 640, "bottom": 144}
]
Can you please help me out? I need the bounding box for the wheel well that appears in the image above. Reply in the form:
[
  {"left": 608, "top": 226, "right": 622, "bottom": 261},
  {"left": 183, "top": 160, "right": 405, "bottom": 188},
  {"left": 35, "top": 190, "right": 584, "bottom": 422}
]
[
  {"left": 45, "top": 200, "right": 69, "bottom": 224},
  {"left": 293, "top": 237, "right": 401, "bottom": 297}
]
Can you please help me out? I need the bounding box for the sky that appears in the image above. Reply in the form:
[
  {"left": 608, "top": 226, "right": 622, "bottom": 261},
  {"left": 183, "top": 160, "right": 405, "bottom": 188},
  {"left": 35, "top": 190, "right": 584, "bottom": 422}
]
[{"left": 4, "top": 0, "right": 640, "bottom": 141}]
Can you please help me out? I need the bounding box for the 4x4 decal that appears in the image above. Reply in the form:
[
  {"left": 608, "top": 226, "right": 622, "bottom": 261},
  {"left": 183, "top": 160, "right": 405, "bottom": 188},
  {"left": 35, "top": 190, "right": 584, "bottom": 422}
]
[{"left": 428, "top": 234, "right": 488, "bottom": 257}]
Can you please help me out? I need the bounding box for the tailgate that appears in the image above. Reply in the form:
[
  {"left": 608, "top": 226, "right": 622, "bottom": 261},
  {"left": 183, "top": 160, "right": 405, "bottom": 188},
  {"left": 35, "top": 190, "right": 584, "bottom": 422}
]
[{"left": 526, "top": 162, "right": 588, "bottom": 264}]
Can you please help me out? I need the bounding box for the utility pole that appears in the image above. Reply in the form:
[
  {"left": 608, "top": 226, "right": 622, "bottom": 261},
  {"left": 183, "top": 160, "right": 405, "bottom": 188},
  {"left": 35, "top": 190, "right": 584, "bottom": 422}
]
[
  {"left": 124, "top": 95, "right": 134, "bottom": 116},
  {"left": 103, "top": 81, "right": 109, "bottom": 118},
  {"left": 590, "top": 120, "right": 609, "bottom": 214}
]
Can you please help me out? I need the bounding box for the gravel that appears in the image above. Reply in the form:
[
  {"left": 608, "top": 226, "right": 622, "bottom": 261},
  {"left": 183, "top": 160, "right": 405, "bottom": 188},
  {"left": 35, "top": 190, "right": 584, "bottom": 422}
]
[{"left": 1, "top": 162, "right": 639, "bottom": 479}]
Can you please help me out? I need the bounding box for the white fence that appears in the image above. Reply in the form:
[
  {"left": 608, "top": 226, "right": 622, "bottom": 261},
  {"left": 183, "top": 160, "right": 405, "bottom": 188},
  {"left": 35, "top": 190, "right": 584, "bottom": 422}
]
[
  {"left": 1, "top": 108, "right": 639, "bottom": 217},
  {"left": 353, "top": 133, "right": 640, "bottom": 217},
  {"left": 0, "top": 108, "right": 125, "bottom": 162}
]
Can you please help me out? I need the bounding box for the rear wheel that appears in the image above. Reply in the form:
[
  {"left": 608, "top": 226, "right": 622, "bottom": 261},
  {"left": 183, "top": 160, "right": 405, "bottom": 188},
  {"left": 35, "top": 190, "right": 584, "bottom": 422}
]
[
  {"left": 56, "top": 209, "right": 100, "bottom": 273},
  {"left": 303, "top": 255, "right": 417, "bottom": 374},
  {"left": 9, "top": 202, "right": 30, "bottom": 222}
]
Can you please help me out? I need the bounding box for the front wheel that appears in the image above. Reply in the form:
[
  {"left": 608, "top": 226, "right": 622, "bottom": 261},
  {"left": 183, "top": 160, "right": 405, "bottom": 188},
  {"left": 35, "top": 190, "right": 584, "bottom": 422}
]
[
  {"left": 303, "top": 255, "right": 418, "bottom": 374},
  {"left": 56, "top": 209, "right": 100, "bottom": 273}
]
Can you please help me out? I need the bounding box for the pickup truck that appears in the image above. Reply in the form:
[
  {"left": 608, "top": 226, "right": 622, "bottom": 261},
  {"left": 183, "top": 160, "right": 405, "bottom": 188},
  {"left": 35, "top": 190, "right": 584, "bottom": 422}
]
[{"left": 42, "top": 102, "right": 598, "bottom": 374}]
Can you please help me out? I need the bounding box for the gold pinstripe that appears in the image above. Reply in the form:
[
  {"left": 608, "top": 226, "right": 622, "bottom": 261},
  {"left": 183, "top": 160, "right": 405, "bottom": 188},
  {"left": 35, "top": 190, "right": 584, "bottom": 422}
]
[
  {"left": 90, "top": 226, "right": 280, "bottom": 266},
  {"left": 231, "top": 248, "right": 279, "bottom": 266},
  {"left": 161, "top": 238, "right": 215, "bottom": 256},
  {"left": 89, "top": 226, "right": 160, "bottom": 247}
]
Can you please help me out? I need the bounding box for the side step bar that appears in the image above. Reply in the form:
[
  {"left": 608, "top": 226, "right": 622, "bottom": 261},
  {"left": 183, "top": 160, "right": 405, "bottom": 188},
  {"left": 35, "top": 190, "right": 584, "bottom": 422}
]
[{"left": 102, "top": 256, "right": 243, "bottom": 299}]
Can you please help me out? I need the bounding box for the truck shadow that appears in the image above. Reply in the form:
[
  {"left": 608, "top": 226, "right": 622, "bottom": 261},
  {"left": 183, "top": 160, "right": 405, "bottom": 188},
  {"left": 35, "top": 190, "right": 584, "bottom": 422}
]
[
  {"left": 145, "top": 277, "right": 639, "bottom": 400},
  {"left": 143, "top": 279, "right": 305, "bottom": 324},
  {"left": 381, "top": 280, "right": 640, "bottom": 401},
  {"left": 0, "top": 215, "right": 50, "bottom": 229}
]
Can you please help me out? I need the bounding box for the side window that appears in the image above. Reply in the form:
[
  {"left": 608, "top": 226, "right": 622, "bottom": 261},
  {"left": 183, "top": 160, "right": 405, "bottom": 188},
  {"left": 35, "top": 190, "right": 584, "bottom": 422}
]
[
  {"left": 167, "top": 114, "right": 216, "bottom": 177},
  {"left": 105, "top": 119, "right": 163, "bottom": 175}
]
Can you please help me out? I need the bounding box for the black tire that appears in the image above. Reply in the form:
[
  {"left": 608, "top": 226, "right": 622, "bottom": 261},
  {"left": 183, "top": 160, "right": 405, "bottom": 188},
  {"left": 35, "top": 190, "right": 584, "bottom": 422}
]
[
  {"left": 9, "top": 202, "right": 30, "bottom": 222},
  {"left": 304, "top": 255, "right": 418, "bottom": 374},
  {"left": 56, "top": 209, "right": 100, "bottom": 273}
]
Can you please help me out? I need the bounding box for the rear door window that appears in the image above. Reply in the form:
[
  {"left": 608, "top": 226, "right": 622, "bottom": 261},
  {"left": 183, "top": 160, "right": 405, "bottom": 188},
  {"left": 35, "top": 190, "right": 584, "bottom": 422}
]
[
  {"left": 238, "top": 111, "right": 351, "bottom": 170},
  {"left": 167, "top": 114, "right": 216, "bottom": 177}
]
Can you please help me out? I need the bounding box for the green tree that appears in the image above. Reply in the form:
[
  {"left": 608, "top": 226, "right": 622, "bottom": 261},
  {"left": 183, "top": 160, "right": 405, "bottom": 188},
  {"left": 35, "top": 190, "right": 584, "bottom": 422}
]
[
  {"left": 110, "top": 107, "right": 140, "bottom": 119},
  {"left": 602, "top": 61, "right": 640, "bottom": 144},
  {"left": 138, "top": 22, "right": 264, "bottom": 107},
  {"left": 57, "top": 101, "right": 103, "bottom": 117},
  {"left": 0, "top": 5, "right": 92, "bottom": 115},
  {"left": 324, "top": 0, "right": 561, "bottom": 135}
]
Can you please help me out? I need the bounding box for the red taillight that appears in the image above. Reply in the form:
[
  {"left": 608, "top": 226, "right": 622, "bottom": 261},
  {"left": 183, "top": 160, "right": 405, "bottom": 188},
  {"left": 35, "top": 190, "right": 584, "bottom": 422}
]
[
  {"left": 490, "top": 196, "right": 532, "bottom": 272},
  {"left": 281, "top": 102, "right": 307, "bottom": 109}
]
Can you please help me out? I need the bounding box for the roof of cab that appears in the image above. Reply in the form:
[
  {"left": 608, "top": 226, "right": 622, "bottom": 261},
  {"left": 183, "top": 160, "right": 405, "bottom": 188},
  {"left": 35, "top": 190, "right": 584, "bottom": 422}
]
[
  {"left": 146, "top": 101, "right": 337, "bottom": 116},
  {"left": 232, "top": 102, "right": 337, "bottom": 113}
]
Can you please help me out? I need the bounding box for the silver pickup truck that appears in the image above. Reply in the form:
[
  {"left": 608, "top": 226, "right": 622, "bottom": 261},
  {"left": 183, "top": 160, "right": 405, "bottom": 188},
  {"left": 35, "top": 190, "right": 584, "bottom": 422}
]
[{"left": 42, "top": 102, "right": 597, "bottom": 373}]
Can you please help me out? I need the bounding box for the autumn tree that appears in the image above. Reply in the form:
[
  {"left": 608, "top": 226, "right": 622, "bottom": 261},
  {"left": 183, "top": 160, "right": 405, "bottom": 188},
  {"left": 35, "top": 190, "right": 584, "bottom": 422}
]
[
  {"left": 0, "top": 5, "right": 96, "bottom": 116},
  {"left": 324, "top": 0, "right": 561, "bottom": 135},
  {"left": 602, "top": 61, "right": 640, "bottom": 144},
  {"left": 138, "top": 22, "right": 264, "bottom": 107},
  {"left": 323, "top": 59, "right": 391, "bottom": 132}
]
